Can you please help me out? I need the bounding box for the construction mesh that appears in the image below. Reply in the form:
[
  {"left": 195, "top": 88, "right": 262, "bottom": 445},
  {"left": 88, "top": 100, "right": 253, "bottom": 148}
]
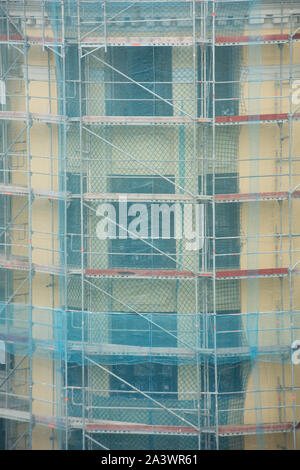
[{"left": 0, "top": 0, "right": 299, "bottom": 451}]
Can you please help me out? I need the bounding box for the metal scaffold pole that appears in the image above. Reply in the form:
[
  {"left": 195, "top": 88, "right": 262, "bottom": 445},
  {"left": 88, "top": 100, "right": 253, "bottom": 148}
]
[
  {"left": 211, "top": 0, "right": 219, "bottom": 450},
  {"left": 60, "top": 0, "right": 69, "bottom": 451},
  {"left": 192, "top": 0, "right": 201, "bottom": 451},
  {"left": 289, "top": 13, "right": 297, "bottom": 451},
  {"left": 77, "top": 0, "right": 87, "bottom": 451}
]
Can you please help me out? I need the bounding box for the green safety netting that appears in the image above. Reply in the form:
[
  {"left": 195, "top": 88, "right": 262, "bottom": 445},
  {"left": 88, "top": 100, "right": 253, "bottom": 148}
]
[{"left": 0, "top": 0, "right": 298, "bottom": 451}]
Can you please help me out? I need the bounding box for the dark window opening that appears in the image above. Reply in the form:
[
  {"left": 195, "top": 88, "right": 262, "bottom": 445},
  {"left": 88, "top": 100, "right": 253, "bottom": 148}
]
[
  {"left": 109, "top": 175, "right": 176, "bottom": 269},
  {"left": 111, "top": 312, "right": 177, "bottom": 349},
  {"left": 106, "top": 47, "right": 173, "bottom": 116},
  {"left": 65, "top": 45, "right": 85, "bottom": 117},
  {"left": 67, "top": 363, "right": 88, "bottom": 387},
  {"left": 110, "top": 362, "right": 177, "bottom": 399}
]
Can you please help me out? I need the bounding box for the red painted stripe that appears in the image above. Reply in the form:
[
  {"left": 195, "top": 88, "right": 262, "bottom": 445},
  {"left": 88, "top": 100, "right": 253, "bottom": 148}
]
[
  {"left": 215, "top": 113, "right": 288, "bottom": 123},
  {"left": 216, "top": 268, "right": 288, "bottom": 278},
  {"left": 218, "top": 422, "right": 293, "bottom": 434},
  {"left": 215, "top": 191, "right": 288, "bottom": 201},
  {"left": 215, "top": 34, "right": 289, "bottom": 44},
  {"left": 0, "top": 34, "right": 23, "bottom": 41}
]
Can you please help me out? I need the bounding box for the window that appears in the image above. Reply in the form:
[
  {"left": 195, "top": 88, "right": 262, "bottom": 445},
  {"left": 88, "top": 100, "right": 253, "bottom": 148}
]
[
  {"left": 67, "top": 307, "right": 88, "bottom": 342},
  {"left": 199, "top": 173, "right": 240, "bottom": 269},
  {"left": 111, "top": 312, "right": 177, "bottom": 349},
  {"left": 110, "top": 362, "right": 177, "bottom": 399},
  {"left": 67, "top": 363, "right": 87, "bottom": 387},
  {"left": 202, "top": 361, "right": 243, "bottom": 395},
  {"left": 106, "top": 47, "right": 172, "bottom": 116},
  {"left": 110, "top": 284, "right": 177, "bottom": 402},
  {"left": 67, "top": 173, "right": 87, "bottom": 267},
  {"left": 198, "top": 46, "right": 239, "bottom": 118},
  {"left": 109, "top": 175, "right": 176, "bottom": 269}
]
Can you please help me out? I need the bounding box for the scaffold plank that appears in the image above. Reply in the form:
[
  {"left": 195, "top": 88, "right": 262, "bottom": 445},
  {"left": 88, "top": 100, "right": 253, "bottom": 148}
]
[
  {"left": 0, "top": 257, "right": 63, "bottom": 276},
  {"left": 215, "top": 113, "right": 300, "bottom": 125},
  {"left": 1, "top": 33, "right": 300, "bottom": 48},
  {"left": 80, "top": 35, "right": 200, "bottom": 47},
  {"left": 84, "top": 267, "right": 291, "bottom": 280},
  {"left": 0, "top": 329, "right": 290, "bottom": 360},
  {"left": 0, "top": 183, "right": 69, "bottom": 201},
  {"left": 3, "top": 186, "right": 299, "bottom": 204},
  {"left": 0, "top": 111, "right": 65, "bottom": 124},
  {"left": 81, "top": 115, "right": 204, "bottom": 125},
  {"left": 215, "top": 191, "right": 300, "bottom": 203},
  {"left": 84, "top": 268, "right": 198, "bottom": 279},
  {"left": 215, "top": 33, "right": 300, "bottom": 46},
  {"left": 0, "top": 259, "right": 292, "bottom": 280},
  {"left": 83, "top": 192, "right": 209, "bottom": 202},
  {"left": 0, "top": 407, "right": 298, "bottom": 438},
  {"left": 84, "top": 421, "right": 299, "bottom": 436},
  {"left": 1, "top": 111, "right": 298, "bottom": 127},
  {"left": 216, "top": 268, "right": 289, "bottom": 279},
  {"left": 0, "top": 408, "right": 30, "bottom": 424},
  {"left": 70, "top": 342, "right": 195, "bottom": 358},
  {"left": 0, "top": 184, "right": 29, "bottom": 197}
]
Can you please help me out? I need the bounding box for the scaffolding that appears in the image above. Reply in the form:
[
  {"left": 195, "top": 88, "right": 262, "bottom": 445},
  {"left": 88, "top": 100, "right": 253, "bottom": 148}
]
[{"left": 0, "top": 0, "right": 299, "bottom": 450}]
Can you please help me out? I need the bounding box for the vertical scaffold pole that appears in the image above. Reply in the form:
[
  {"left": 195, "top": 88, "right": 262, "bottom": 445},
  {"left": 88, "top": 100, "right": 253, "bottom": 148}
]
[
  {"left": 77, "top": 0, "right": 86, "bottom": 451},
  {"left": 23, "top": 0, "right": 33, "bottom": 450},
  {"left": 211, "top": 0, "right": 219, "bottom": 450},
  {"left": 288, "top": 14, "right": 297, "bottom": 451},
  {"left": 192, "top": 0, "right": 201, "bottom": 450},
  {"left": 60, "top": 0, "right": 69, "bottom": 450}
]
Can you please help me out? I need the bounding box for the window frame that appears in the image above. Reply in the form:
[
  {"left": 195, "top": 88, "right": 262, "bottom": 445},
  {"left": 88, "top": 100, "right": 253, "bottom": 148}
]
[
  {"left": 105, "top": 46, "right": 173, "bottom": 117},
  {"left": 110, "top": 362, "right": 178, "bottom": 400}
]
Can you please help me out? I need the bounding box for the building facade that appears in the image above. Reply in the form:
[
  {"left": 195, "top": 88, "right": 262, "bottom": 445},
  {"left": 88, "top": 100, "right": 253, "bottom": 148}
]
[{"left": 0, "top": 0, "right": 299, "bottom": 450}]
